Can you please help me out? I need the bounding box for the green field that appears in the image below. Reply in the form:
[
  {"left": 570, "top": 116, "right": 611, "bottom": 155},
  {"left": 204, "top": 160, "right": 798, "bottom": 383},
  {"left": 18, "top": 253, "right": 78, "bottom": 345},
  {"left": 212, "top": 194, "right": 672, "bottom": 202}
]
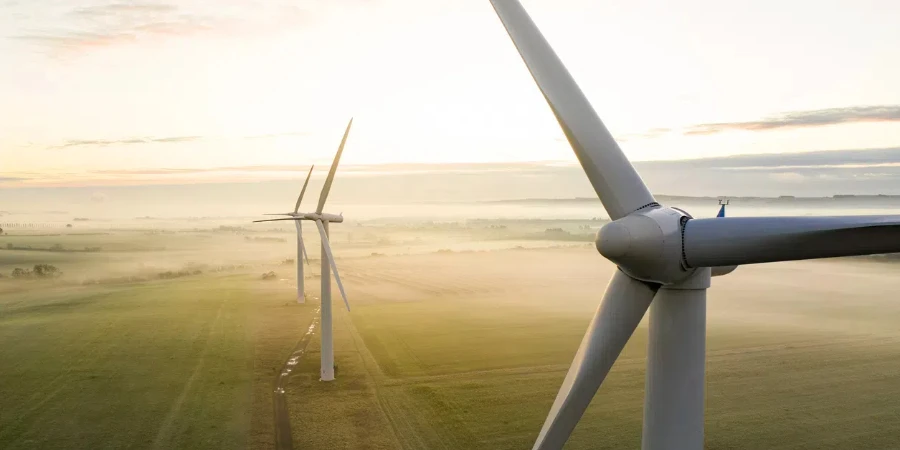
[
  {"left": 287, "top": 250, "right": 900, "bottom": 450},
  {"left": 0, "top": 228, "right": 318, "bottom": 450},
  {"left": 3, "top": 227, "right": 900, "bottom": 449}
]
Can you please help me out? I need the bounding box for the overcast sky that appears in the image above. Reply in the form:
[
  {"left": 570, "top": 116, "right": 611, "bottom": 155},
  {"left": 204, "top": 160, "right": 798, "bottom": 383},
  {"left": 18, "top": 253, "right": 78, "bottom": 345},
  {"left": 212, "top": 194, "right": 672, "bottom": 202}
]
[{"left": 2, "top": 0, "right": 900, "bottom": 188}]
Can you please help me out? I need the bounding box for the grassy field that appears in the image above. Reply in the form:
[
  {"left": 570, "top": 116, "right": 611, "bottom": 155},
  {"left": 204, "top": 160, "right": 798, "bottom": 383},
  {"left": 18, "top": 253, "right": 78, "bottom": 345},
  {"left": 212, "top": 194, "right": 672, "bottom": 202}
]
[
  {"left": 3, "top": 224, "right": 900, "bottom": 450},
  {"left": 0, "top": 244, "right": 317, "bottom": 449},
  {"left": 286, "top": 249, "right": 900, "bottom": 450}
]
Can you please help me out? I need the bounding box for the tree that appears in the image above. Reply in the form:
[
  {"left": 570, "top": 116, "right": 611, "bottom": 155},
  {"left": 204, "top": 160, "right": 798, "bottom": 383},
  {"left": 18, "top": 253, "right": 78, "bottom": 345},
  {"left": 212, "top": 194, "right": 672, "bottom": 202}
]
[{"left": 33, "top": 264, "right": 61, "bottom": 278}]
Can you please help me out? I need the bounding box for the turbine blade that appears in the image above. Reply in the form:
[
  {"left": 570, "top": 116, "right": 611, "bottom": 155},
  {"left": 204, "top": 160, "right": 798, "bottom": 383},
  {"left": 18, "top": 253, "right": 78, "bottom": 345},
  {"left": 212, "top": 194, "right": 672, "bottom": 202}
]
[
  {"left": 253, "top": 217, "right": 302, "bottom": 223},
  {"left": 294, "top": 165, "right": 315, "bottom": 214},
  {"left": 297, "top": 222, "right": 310, "bottom": 265},
  {"left": 533, "top": 270, "right": 657, "bottom": 450},
  {"left": 316, "top": 119, "right": 353, "bottom": 214},
  {"left": 262, "top": 213, "right": 296, "bottom": 216},
  {"left": 683, "top": 215, "right": 900, "bottom": 267},
  {"left": 315, "top": 220, "right": 350, "bottom": 311},
  {"left": 488, "top": 0, "right": 655, "bottom": 220}
]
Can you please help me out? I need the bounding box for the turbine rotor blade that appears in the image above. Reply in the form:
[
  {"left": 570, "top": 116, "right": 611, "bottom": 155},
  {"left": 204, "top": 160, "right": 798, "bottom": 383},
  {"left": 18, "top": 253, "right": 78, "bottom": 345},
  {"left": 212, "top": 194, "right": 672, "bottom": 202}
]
[
  {"left": 533, "top": 270, "right": 658, "bottom": 450},
  {"left": 684, "top": 215, "right": 900, "bottom": 267},
  {"left": 488, "top": 0, "right": 655, "bottom": 220},
  {"left": 253, "top": 217, "right": 302, "bottom": 223},
  {"left": 296, "top": 221, "right": 310, "bottom": 265},
  {"left": 316, "top": 119, "right": 353, "bottom": 215},
  {"left": 315, "top": 219, "right": 350, "bottom": 311},
  {"left": 294, "top": 165, "right": 315, "bottom": 214}
]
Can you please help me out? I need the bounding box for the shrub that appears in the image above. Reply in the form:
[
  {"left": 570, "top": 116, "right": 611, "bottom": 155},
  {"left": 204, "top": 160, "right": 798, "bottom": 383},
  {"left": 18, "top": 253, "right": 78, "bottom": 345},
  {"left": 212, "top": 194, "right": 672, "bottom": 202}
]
[{"left": 33, "top": 264, "right": 61, "bottom": 278}]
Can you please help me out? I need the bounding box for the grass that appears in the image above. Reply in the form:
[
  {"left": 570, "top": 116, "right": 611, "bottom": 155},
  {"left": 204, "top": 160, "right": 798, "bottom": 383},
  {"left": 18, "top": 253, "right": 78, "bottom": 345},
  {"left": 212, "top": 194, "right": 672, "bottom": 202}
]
[
  {"left": 3, "top": 226, "right": 900, "bottom": 450},
  {"left": 0, "top": 272, "right": 316, "bottom": 450},
  {"left": 283, "top": 249, "right": 900, "bottom": 450}
]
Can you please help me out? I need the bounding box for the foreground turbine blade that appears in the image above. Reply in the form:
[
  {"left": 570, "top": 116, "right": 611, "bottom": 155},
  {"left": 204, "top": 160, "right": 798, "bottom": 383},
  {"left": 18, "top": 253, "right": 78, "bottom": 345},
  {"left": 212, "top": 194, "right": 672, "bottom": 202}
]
[
  {"left": 533, "top": 271, "right": 658, "bottom": 450},
  {"left": 315, "top": 220, "right": 350, "bottom": 311},
  {"left": 488, "top": 0, "right": 655, "bottom": 220},
  {"left": 294, "top": 165, "right": 315, "bottom": 214},
  {"left": 316, "top": 119, "right": 353, "bottom": 215},
  {"left": 683, "top": 215, "right": 900, "bottom": 267}
]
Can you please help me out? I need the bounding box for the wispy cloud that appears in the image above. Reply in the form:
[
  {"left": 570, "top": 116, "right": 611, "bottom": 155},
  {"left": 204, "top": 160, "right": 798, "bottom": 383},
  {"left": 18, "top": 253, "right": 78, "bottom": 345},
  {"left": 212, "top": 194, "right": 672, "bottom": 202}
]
[
  {"left": 90, "top": 161, "right": 563, "bottom": 177},
  {"left": 71, "top": 3, "right": 178, "bottom": 18},
  {"left": 591, "top": 106, "right": 900, "bottom": 141},
  {"left": 685, "top": 105, "right": 900, "bottom": 135},
  {"left": 49, "top": 131, "right": 311, "bottom": 149},
  {"left": 12, "top": 2, "right": 218, "bottom": 53},
  {"left": 55, "top": 136, "right": 202, "bottom": 149},
  {"left": 243, "top": 131, "right": 311, "bottom": 140},
  {"left": 10, "top": 1, "right": 312, "bottom": 55},
  {"left": 637, "top": 147, "right": 900, "bottom": 169}
]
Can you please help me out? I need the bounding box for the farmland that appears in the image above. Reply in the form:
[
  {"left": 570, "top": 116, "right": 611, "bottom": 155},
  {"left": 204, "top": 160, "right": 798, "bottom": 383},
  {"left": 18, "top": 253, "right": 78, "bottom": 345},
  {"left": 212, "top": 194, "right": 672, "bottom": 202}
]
[
  {"left": 287, "top": 249, "right": 900, "bottom": 450},
  {"left": 2, "top": 223, "right": 900, "bottom": 449}
]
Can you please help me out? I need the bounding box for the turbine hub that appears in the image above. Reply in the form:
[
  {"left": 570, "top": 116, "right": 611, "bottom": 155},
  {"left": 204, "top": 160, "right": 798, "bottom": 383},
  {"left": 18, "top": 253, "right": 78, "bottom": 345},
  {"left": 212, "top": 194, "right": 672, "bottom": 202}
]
[{"left": 595, "top": 206, "right": 694, "bottom": 285}]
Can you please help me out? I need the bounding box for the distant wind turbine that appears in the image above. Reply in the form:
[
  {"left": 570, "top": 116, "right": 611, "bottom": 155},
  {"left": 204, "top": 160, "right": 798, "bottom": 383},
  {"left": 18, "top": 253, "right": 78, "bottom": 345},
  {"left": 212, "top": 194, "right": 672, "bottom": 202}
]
[
  {"left": 262, "top": 165, "right": 315, "bottom": 303},
  {"left": 254, "top": 119, "right": 353, "bottom": 382}
]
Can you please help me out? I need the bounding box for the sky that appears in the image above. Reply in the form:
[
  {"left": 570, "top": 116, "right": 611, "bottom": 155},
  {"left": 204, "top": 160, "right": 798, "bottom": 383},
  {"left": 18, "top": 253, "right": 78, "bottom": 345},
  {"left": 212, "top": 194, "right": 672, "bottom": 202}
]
[{"left": 2, "top": 0, "right": 900, "bottom": 189}]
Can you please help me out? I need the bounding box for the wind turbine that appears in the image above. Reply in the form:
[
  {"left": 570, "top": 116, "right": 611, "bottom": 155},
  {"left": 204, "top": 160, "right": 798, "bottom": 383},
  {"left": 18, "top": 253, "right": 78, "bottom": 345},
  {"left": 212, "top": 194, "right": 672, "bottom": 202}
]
[
  {"left": 717, "top": 198, "right": 730, "bottom": 218},
  {"left": 254, "top": 119, "right": 353, "bottom": 382},
  {"left": 487, "top": 1, "right": 900, "bottom": 449},
  {"left": 262, "top": 165, "right": 315, "bottom": 303}
]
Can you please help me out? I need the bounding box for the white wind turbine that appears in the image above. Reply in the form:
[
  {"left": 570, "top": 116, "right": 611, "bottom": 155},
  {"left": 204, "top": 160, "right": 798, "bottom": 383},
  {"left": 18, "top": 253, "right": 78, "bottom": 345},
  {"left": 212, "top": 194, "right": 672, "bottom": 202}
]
[
  {"left": 262, "top": 165, "right": 315, "bottom": 303},
  {"left": 255, "top": 119, "right": 353, "bottom": 382},
  {"left": 487, "top": 1, "right": 900, "bottom": 449}
]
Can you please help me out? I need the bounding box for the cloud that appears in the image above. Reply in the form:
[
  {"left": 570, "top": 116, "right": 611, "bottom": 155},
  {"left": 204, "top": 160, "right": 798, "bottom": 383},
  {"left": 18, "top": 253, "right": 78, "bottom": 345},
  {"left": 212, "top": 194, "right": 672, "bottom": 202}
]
[
  {"left": 685, "top": 105, "right": 900, "bottom": 135},
  {"left": 626, "top": 128, "right": 672, "bottom": 139},
  {"left": 90, "top": 161, "right": 561, "bottom": 177},
  {"left": 637, "top": 147, "right": 900, "bottom": 170},
  {"left": 81, "top": 150, "right": 900, "bottom": 181},
  {"left": 768, "top": 172, "right": 808, "bottom": 183},
  {"left": 13, "top": 2, "right": 217, "bottom": 53},
  {"left": 630, "top": 147, "right": 900, "bottom": 197},
  {"left": 11, "top": 1, "right": 314, "bottom": 55},
  {"left": 71, "top": 3, "right": 178, "bottom": 17},
  {"left": 243, "top": 131, "right": 311, "bottom": 140},
  {"left": 55, "top": 136, "right": 202, "bottom": 149},
  {"left": 151, "top": 136, "right": 202, "bottom": 143},
  {"left": 50, "top": 131, "right": 312, "bottom": 150}
]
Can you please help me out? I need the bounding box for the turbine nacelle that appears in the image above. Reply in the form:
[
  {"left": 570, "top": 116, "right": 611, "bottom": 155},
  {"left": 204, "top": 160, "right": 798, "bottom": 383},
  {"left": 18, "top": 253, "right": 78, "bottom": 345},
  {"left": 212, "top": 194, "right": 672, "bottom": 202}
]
[
  {"left": 254, "top": 212, "right": 344, "bottom": 224},
  {"left": 299, "top": 212, "right": 344, "bottom": 223},
  {"left": 595, "top": 206, "right": 694, "bottom": 285}
]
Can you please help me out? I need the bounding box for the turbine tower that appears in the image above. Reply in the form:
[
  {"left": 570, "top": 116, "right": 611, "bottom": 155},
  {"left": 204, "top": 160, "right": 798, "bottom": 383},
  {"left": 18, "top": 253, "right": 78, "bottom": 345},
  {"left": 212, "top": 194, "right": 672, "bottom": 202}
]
[
  {"left": 487, "top": 1, "right": 900, "bottom": 449},
  {"left": 254, "top": 119, "right": 353, "bottom": 382},
  {"left": 261, "top": 165, "right": 315, "bottom": 303}
]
